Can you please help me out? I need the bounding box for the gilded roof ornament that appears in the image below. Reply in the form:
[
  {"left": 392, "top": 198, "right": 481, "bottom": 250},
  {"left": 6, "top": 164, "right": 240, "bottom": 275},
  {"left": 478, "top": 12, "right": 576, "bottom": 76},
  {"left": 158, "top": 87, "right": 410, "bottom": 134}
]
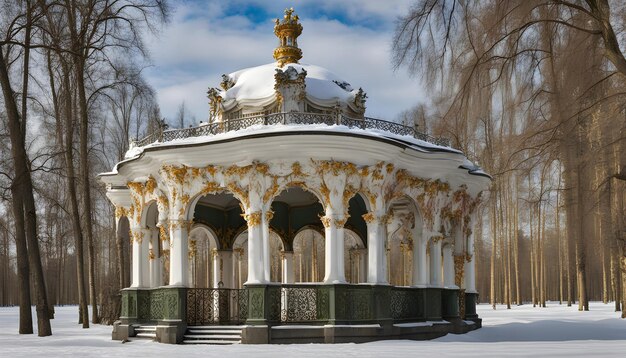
[{"left": 273, "top": 8, "right": 303, "bottom": 66}]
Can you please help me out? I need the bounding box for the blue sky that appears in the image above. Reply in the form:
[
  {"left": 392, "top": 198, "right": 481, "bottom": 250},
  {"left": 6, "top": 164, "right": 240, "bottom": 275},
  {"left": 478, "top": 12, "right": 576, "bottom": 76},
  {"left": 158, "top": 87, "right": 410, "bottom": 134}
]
[{"left": 143, "top": 0, "right": 425, "bottom": 125}]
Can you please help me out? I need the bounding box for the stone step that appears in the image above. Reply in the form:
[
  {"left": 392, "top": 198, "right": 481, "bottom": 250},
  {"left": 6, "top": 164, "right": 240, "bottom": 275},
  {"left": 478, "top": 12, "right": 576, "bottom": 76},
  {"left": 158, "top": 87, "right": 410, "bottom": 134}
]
[
  {"left": 182, "top": 339, "right": 241, "bottom": 345},
  {"left": 187, "top": 329, "right": 242, "bottom": 335},
  {"left": 136, "top": 325, "right": 157, "bottom": 330},
  {"left": 184, "top": 334, "right": 241, "bottom": 340},
  {"left": 188, "top": 325, "right": 245, "bottom": 330},
  {"left": 135, "top": 332, "right": 156, "bottom": 339}
]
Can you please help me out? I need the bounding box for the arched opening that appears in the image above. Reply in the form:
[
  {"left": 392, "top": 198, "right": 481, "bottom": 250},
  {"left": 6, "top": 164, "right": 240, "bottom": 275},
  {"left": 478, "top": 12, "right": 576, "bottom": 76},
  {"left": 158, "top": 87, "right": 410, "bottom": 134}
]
[
  {"left": 344, "top": 229, "right": 365, "bottom": 283},
  {"left": 116, "top": 215, "right": 131, "bottom": 288},
  {"left": 142, "top": 201, "right": 166, "bottom": 287},
  {"left": 271, "top": 185, "right": 324, "bottom": 283},
  {"left": 293, "top": 228, "right": 325, "bottom": 282},
  {"left": 232, "top": 229, "right": 285, "bottom": 286},
  {"left": 345, "top": 193, "right": 368, "bottom": 283},
  {"left": 387, "top": 195, "right": 423, "bottom": 286},
  {"left": 188, "top": 224, "right": 219, "bottom": 288},
  {"left": 190, "top": 191, "right": 244, "bottom": 288}
]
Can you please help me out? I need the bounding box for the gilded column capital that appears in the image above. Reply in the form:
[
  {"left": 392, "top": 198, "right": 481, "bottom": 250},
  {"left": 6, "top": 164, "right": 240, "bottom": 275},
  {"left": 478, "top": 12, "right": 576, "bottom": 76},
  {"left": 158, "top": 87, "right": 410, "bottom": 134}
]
[
  {"left": 430, "top": 235, "right": 445, "bottom": 244},
  {"left": 265, "top": 210, "right": 275, "bottom": 222},
  {"left": 169, "top": 219, "right": 193, "bottom": 232},
  {"left": 131, "top": 229, "right": 145, "bottom": 244},
  {"left": 320, "top": 215, "right": 348, "bottom": 228},
  {"left": 335, "top": 216, "right": 348, "bottom": 228},
  {"left": 242, "top": 211, "right": 263, "bottom": 227},
  {"left": 362, "top": 212, "right": 390, "bottom": 225}
]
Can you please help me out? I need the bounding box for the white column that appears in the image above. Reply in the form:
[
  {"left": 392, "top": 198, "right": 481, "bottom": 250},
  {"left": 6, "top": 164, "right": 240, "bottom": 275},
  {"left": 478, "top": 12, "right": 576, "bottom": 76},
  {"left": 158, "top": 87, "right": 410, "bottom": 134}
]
[
  {"left": 141, "top": 229, "right": 151, "bottom": 286},
  {"left": 336, "top": 222, "right": 346, "bottom": 282},
  {"left": 235, "top": 248, "right": 244, "bottom": 288},
  {"left": 262, "top": 211, "right": 272, "bottom": 282},
  {"left": 322, "top": 215, "right": 346, "bottom": 284},
  {"left": 245, "top": 211, "right": 265, "bottom": 284},
  {"left": 187, "top": 241, "right": 196, "bottom": 288},
  {"left": 131, "top": 226, "right": 150, "bottom": 288},
  {"left": 212, "top": 249, "right": 220, "bottom": 288},
  {"left": 149, "top": 228, "right": 162, "bottom": 287},
  {"left": 168, "top": 219, "right": 189, "bottom": 286},
  {"left": 212, "top": 250, "right": 234, "bottom": 288},
  {"left": 412, "top": 238, "right": 429, "bottom": 286},
  {"left": 442, "top": 244, "right": 455, "bottom": 287},
  {"left": 222, "top": 250, "right": 234, "bottom": 288},
  {"left": 365, "top": 213, "right": 387, "bottom": 284},
  {"left": 429, "top": 238, "right": 442, "bottom": 287},
  {"left": 282, "top": 251, "right": 295, "bottom": 283},
  {"left": 464, "top": 231, "right": 476, "bottom": 292}
]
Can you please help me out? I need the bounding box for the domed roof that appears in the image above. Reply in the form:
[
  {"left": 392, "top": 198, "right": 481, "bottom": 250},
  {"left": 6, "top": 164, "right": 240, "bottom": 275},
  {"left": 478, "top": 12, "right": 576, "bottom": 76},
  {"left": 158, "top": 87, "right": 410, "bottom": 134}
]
[
  {"left": 206, "top": 8, "right": 368, "bottom": 120},
  {"left": 220, "top": 62, "right": 362, "bottom": 112}
]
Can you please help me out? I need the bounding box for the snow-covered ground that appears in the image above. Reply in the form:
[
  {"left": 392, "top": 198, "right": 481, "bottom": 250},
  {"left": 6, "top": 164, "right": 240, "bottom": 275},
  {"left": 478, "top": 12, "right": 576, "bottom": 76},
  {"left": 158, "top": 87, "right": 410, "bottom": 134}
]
[{"left": 1, "top": 302, "right": 625, "bottom": 357}]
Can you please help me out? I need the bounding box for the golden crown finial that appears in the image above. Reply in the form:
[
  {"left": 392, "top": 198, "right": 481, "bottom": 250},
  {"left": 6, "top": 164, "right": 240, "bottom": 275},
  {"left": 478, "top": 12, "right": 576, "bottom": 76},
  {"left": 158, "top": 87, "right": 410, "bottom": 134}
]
[{"left": 273, "top": 8, "right": 303, "bottom": 66}]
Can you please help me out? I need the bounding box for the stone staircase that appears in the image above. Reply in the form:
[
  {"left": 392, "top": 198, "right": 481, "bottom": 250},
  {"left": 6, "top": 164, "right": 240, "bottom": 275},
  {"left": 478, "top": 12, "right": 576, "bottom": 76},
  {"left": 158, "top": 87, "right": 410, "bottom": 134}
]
[
  {"left": 133, "top": 325, "right": 157, "bottom": 340},
  {"left": 183, "top": 326, "right": 244, "bottom": 345}
]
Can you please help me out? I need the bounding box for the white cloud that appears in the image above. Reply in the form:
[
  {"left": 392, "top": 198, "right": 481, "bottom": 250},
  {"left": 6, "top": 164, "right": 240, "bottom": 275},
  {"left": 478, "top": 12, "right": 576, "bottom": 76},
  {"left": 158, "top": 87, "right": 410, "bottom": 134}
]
[{"left": 143, "top": 1, "right": 425, "bottom": 125}]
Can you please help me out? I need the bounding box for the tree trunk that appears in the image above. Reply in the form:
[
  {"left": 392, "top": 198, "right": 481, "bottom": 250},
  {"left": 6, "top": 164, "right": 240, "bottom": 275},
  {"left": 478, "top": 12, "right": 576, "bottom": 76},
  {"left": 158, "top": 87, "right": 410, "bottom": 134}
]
[
  {"left": 65, "top": 0, "right": 99, "bottom": 323},
  {"left": 490, "top": 188, "right": 497, "bottom": 309},
  {"left": 0, "top": 46, "right": 52, "bottom": 336}
]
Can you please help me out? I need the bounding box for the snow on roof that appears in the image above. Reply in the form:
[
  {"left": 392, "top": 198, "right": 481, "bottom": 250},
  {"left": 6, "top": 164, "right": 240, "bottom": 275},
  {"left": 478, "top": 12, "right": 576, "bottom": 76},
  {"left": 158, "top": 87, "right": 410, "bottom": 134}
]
[
  {"left": 122, "top": 123, "right": 459, "bottom": 161},
  {"left": 221, "top": 62, "right": 358, "bottom": 111}
]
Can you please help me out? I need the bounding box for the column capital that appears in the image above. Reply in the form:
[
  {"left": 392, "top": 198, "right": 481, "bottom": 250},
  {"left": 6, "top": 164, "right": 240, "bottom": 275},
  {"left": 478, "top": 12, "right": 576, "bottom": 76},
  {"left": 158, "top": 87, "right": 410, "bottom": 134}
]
[
  {"left": 362, "top": 212, "right": 391, "bottom": 225},
  {"left": 242, "top": 211, "right": 263, "bottom": 227},
  {"left": 131, "top": 228, "right": 145, "bottom": 243},
  {"left": 169, "top": 218, "right": 193, "bottom": 231},
  {"left": 429, "top": 234, "right": 445, "bottom": 244},
  {"left": 320, "top": 215, "right": 349, "bottom": 228}
]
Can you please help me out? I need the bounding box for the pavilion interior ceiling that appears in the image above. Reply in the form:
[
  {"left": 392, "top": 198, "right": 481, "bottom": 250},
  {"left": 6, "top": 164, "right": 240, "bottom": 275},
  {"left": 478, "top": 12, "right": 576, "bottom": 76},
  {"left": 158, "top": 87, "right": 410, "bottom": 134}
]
[{"left": 192, "top": 187, "right": 368, "bottom": 252}]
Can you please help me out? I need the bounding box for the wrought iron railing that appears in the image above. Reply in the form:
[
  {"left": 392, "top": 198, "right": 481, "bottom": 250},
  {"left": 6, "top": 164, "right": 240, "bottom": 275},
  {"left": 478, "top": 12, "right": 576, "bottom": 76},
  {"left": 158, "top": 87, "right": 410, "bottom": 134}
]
[
  {"left": 186, "top": 288, "right": 248, "bottom": 325},
  {"left": 126, "top": 284, "right": 451, "bottom": 325},
  {"left": 280, "top": 286, "right": 321, "bottom": 322},
  {"left": 131, "top": 112, "right": 451, "bottom": 148}
]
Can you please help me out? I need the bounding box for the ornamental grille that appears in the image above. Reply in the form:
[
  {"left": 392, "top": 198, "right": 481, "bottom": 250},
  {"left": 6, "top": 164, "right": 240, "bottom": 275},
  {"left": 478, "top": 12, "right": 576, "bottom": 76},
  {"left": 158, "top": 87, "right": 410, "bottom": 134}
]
[
  {"left": 131, "top": 112, "right": 451, "bottom": 148},
  {"left": 186, "top": 288, "right": 248, "bottom": 325}
]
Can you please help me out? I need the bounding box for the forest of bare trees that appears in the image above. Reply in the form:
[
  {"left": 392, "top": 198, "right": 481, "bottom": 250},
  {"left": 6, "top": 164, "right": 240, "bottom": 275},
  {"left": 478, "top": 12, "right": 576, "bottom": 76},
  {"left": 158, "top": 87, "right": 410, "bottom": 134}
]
[
  {"left": 0, "top": 0, "right": 624, "bottom": 338},
  {"left": 394, "top": 0, "right": 626, "bottom": 312},
  {"left": 0, "top": 0, "right": 169, "bottom": 335}
]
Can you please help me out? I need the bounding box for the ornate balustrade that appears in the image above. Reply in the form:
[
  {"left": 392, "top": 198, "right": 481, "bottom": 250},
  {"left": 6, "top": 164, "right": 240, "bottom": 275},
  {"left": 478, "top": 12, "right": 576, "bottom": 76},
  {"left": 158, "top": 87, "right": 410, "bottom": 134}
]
[
  {"left": 120, "top": 284, "right": 460, "bottom": 326},
  {"left": 131, "top": 112, "right": 451, "bottom": 148}
]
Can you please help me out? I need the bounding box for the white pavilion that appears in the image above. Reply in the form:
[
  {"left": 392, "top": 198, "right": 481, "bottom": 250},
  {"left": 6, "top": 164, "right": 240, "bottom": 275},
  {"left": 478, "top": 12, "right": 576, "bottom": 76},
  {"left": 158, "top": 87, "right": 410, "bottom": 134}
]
[{"left": 101, "top": 8, "right": 490, "bottom": 344}]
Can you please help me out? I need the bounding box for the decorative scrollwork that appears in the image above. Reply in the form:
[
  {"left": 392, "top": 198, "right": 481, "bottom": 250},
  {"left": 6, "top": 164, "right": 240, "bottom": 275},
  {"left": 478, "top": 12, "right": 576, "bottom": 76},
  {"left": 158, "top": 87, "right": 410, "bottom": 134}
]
[
  {"left": 186, "top": 288, "right": 248, "bottom": 325},
  {"left": 150, "top": 289, "right": 165, "bottom": 320},
  {"left": 280, "top": 286, "right": 318, "bottom": 322}
]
